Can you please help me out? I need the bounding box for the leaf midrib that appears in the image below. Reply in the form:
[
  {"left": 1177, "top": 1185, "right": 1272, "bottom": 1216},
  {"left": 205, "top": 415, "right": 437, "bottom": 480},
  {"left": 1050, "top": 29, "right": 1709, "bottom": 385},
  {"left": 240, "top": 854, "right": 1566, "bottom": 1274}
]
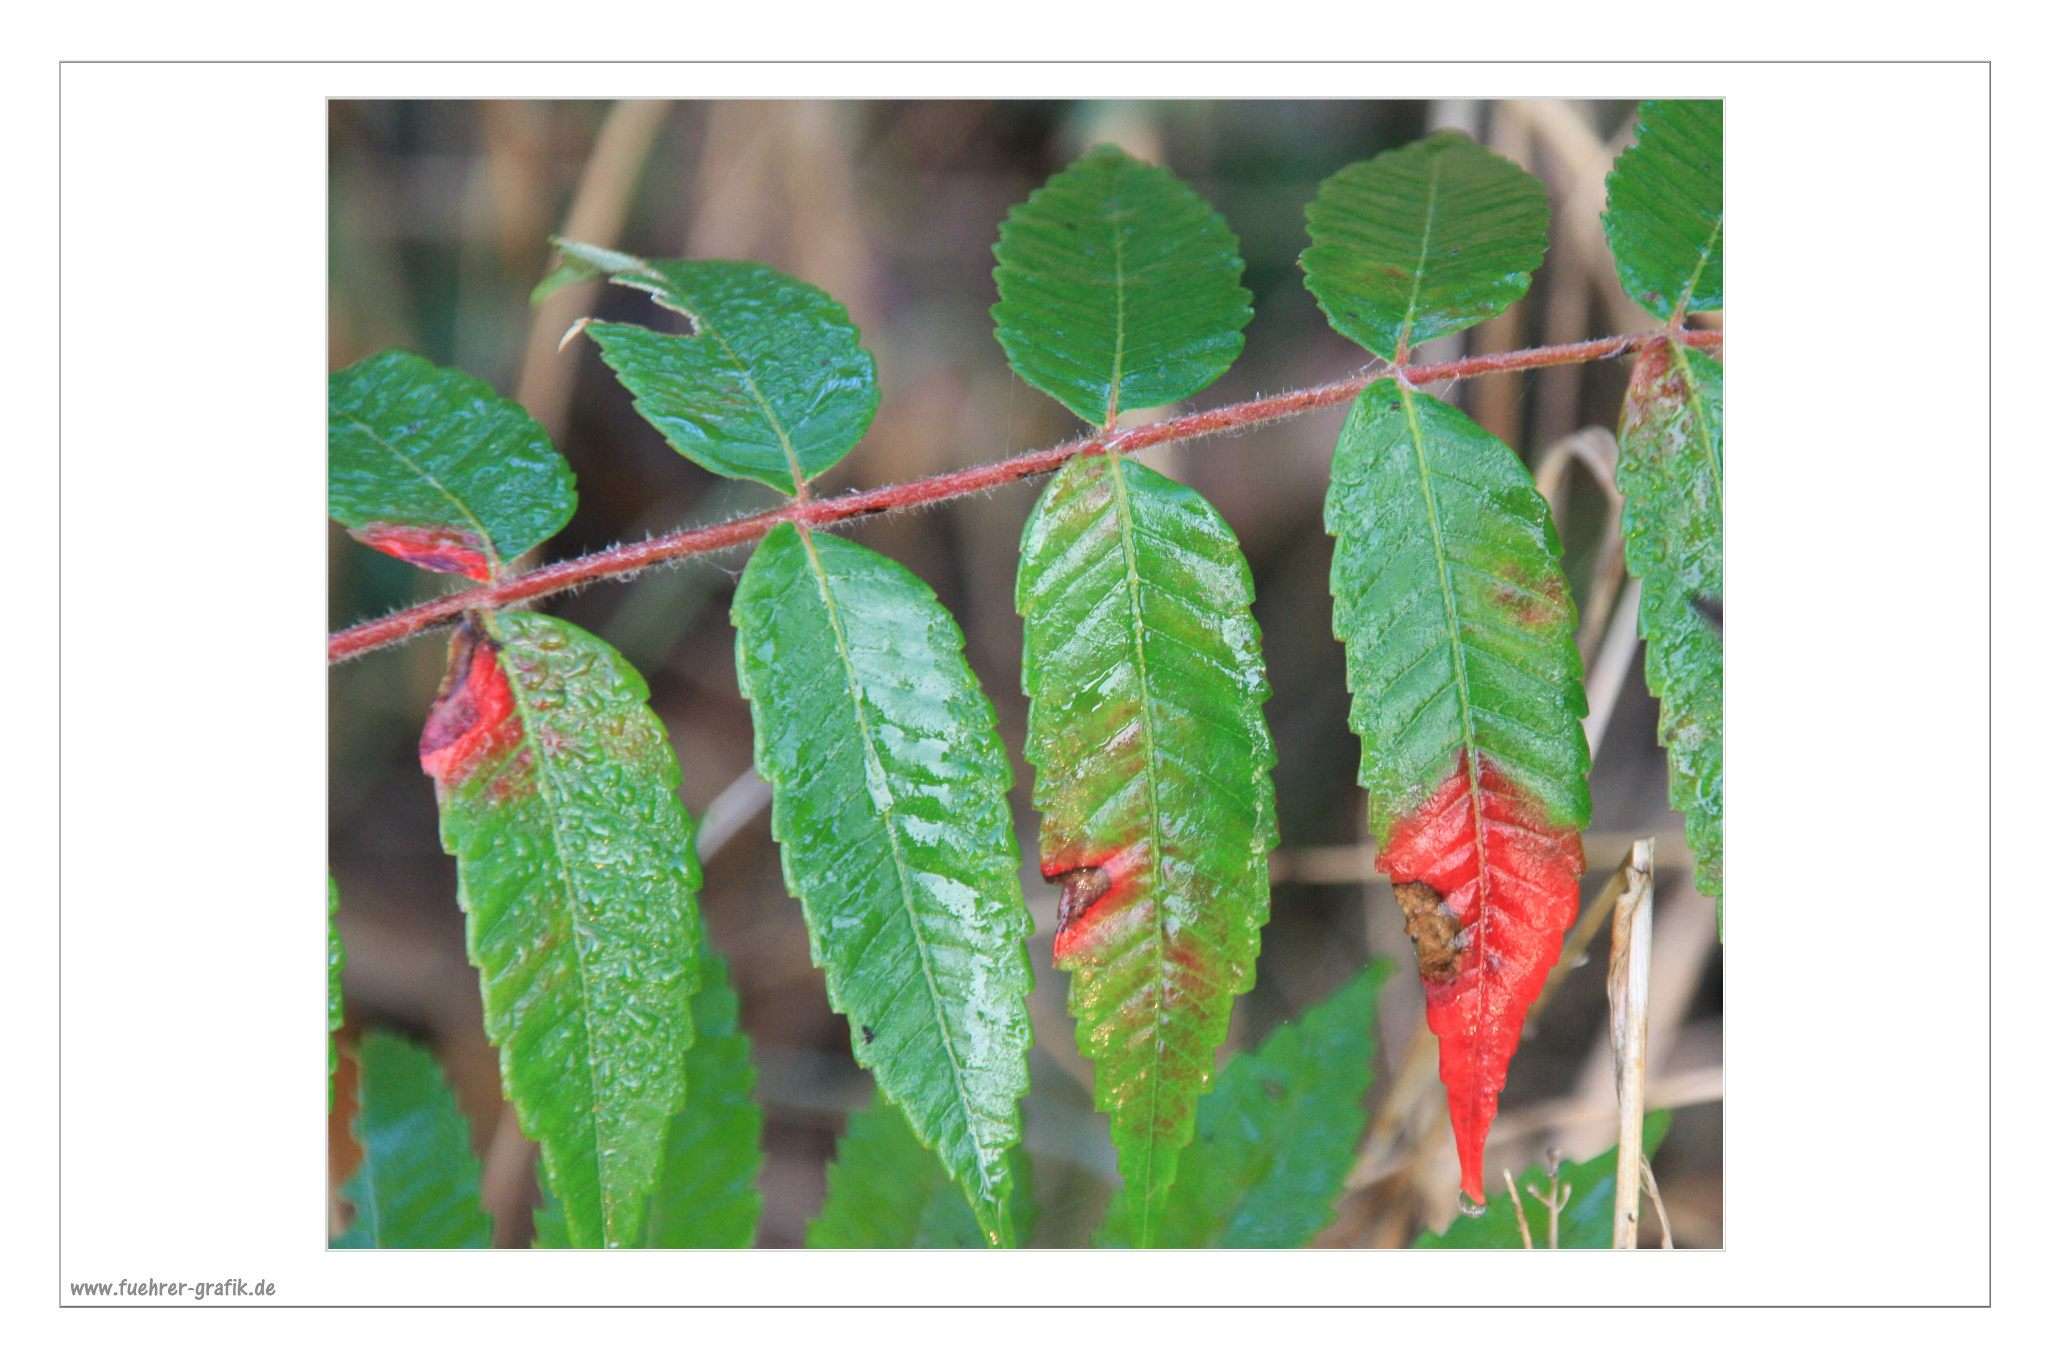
[
  {"left": 1395, "top": 150, "right": 1447, "bottom": 359},
  {"left": 1103, "top": 453, "right": 1171, "bottom": 1246},
  {"left": 791, "top": 527, "right": 1006, "bottom": 1247},
  {"left": 1395, "top": 384, "right": 1500, "bottom": 1062},
  {"left": 489, "top": 623, "right": 626, "bottom": 1247}
]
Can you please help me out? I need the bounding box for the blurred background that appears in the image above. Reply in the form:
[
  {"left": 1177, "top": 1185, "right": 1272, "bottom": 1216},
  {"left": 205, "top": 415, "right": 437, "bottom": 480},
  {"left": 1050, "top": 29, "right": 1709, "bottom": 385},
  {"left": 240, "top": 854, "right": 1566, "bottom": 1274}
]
[{"left": 327, "top": 98, "right": 1723, "bottom": 1249}]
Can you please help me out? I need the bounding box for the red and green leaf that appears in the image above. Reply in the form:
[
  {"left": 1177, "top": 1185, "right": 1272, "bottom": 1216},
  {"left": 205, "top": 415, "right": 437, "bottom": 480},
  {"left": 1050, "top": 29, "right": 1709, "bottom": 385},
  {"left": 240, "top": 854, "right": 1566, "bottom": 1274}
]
[
  {"left": 1016, "top": 454, "right": 1277, "bottom": 1243},
  {"left": 328, "top": 351, "right": 577, "bottom": 580},
  {"left": 423, "top": 611, "right": 703, "bottom": 1248},
  {"left": 1326, "top": 380, "right": 1591, "bottom": 1207},
  {"left": 1619, "top": 341, "right": 1724, "bottom": 917}
]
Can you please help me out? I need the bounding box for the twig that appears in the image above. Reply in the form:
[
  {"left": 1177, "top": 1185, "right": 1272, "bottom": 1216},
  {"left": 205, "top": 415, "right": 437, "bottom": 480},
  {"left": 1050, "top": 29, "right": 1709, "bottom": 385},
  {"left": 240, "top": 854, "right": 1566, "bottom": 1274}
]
[
  {"left": 328, "top": 328, "right": 1723, "bottom": 664},
  {"left": 1607, "top": 837, "right": 1656, "bottom": 1248},
  {"left": 1640, "top": 1154, "right": 1675, "bottom": 1250},
  {"left": 1502, "top": 1166, "right": 1535, "bottom": 1250}
]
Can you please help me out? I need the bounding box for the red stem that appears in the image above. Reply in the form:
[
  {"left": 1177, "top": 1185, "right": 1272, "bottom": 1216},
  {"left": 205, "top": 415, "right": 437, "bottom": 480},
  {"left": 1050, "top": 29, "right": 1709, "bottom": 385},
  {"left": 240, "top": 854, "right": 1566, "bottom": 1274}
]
[{"left": 328, "top": 328, "right": 1720, "bottom": 664}]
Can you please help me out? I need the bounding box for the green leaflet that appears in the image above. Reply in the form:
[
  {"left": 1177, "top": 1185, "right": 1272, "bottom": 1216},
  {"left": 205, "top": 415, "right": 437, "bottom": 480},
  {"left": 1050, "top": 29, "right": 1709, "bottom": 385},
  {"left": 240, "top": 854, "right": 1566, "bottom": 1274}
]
[
  {"left": 1016, "top": 454, "right": 1277, "bottom": 1245},
  {"left": 1603, "top": 101, "right": 1724, "bottom": 319},
  {"left": 991, "top": 145, "right": 1252, "bottom": 428},
  {"left": 533, "top": 951, "right": 764, "bottom": 1248},
  {"left": 329, "top": 875, "right": 345, "bottom": 1111},
  {"left": 1327, "top": 380, "right": 1590, "bottom": 838},
  {"left": 328, "top": 351, "right": 577, "bottom": 579},
  {"left": 1301, "top": 131, "right": 1549, "bottom": 361},
  {"left": 1097, "top": 963, "right": 1390, "bottom": 1248},
  {"left": 335, "top": 1033, "right": 492, "bottom": 1249},
  {"left": 425, "top": 611, "right": 703, "bottom": 1249},
  {"left": 732, "top": 524, "right": 1036, "bottom": 1247},
  {"left": 807, "top": 1094, "right": 1037, "bottom": 1249},
  {"left": 562, "top": 243, "right": 879, "bottom": 495},
  {"left": 1414, "top": 1111, "right": 1673, "bottom": 1248},
  {"left": 1619, "top": 343, "right": 1724, "bottom": 915}
]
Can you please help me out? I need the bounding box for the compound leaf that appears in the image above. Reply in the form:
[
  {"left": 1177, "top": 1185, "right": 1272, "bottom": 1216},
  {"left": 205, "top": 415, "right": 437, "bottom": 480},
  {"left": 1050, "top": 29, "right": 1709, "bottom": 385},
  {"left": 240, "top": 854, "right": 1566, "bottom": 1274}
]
[
  {"left": 1326, "top": 379, "right": 1591, "bottom": 1208},
  {"left": 423, "top": 611, "right": 702, "bottom": 1249},
  {"left": 1414, "top": 1111, "right": 1673, "bottom": 1248},
  {"left": 335, "top": 1032, "right": 492, "bottom": 1249},
  {"left": 991, "top": 145, "right": 1251, "bottom": 428},
  {"left": 807, "top": 1094, "right": 1037, "bottom": 1249},
  {"left": 1016, "top": 454, "right": 1277, "bottom": 1244},
  {"left": 732, "top": 524, "right": 1036, "bottom": 1247},
  {"left": 1603, "top": 101, "right": 1724, "bottom": 319},
  {"left": 532, "top": 950, "right": 763, "bottom": 1248},
  {"left": 329, "top": 351, "right": 577, "bottom": 580},
  {"left": 1301, "top": 131, "right": 1549, "bottom": 361},
  {"left": 1619, "top": 342, "right": 1724, "bottom": 917},
  {"left": 563, "top": 243, "right": 878, "bottom": 495},
  {"left": 1098, "top": 962, "right": 1391, "bottom": 1248}
]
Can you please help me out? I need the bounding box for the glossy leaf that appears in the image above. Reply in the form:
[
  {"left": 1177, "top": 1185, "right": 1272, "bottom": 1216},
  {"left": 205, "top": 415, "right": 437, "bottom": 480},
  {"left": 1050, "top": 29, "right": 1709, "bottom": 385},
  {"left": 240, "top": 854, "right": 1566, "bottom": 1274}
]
[
  {"left": 1016, "top": 454, "right": 1277, "bottom": 1243},
  {"left": 1619, "top": 342, "right": 1724, "bottom": 916},
  {"left": 1098, "top": 962, "right": 1391, "bottom": 1248},
  {"left": 1326, "top": 379, "right": 1590, "bottom": 1206},
  {"left": 1603, "top": 101, "right": 1723, "bottom": 319},
  {"left": 423, "top": 611, "right": 702, "bottom": 1249},
  {"left": 532, "top": 950, "right": 764, "bottom": 1248},
  {"left": 991, "top": 145, "right": 1251, "bottom": 428},
  {"left": 1414, "top": 1111, "right": 1673, "bottom": 1248},
  {"left": 1301, "top": 131, "right": 1549, "bottom": 361},
  {"left": 328, "top": 875, "right": 345, "bottom": 1110},
  {"left": 807, "top": 1094, "right": 1037, "bottom": 1249},
  {"left": 328, "top": 351, "right": 577, "bottom": 580},
  {"left": 732, "top": 524, "right": 1035, "bottom": 1246},
  {"left": 335, "top": 1033, "right": 492, "bottom": 1249},
  {"left": 563, "top": 243, "right": 878, "bottom": 495}
]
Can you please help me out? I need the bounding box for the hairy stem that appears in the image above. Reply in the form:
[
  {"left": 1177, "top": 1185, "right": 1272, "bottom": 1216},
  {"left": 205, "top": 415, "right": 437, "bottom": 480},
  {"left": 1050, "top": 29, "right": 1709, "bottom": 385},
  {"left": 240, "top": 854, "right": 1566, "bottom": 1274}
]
[{"left": 329, "top": 328, "right": 1721, "bottom": 664}]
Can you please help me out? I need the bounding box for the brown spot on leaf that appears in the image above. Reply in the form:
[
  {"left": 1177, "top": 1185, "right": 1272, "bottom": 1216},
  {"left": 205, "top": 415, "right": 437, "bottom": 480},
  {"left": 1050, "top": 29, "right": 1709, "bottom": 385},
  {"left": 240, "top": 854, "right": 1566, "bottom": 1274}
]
[
  {"left": 1050, "top": 865, "right": 1113, "bottom": 960},
  {"left": 1395, "top": 880, "right": 1467, "bottom": 985}
]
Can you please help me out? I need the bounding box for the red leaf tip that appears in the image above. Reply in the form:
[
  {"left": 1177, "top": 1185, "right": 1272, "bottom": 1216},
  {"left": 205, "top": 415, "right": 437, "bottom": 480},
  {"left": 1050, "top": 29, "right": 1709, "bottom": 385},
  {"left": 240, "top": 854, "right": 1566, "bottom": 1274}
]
[
  {"left": 420, "top": 622, "right": 520, "bottom": 786},
  {"left": 1377, "top": 752, "right": 1585, "bottom": 1204},
  {"left": 351, "top": 523, "right": 494, "bottom": 581}
]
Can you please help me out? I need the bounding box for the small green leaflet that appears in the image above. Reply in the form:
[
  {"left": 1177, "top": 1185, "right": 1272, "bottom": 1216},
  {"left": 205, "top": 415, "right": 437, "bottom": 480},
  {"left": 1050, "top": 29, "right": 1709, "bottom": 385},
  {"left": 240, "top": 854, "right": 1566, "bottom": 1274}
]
[
  {"left": 423, "top": 611, "right": 703, "bottom": 1249},
  {"left": 558, "top": 242, "right": 879, "bottom": 495},
  {"left": 1097, "top": 963, "right": 1390, "bottom": 1248},
  {"left": 335, "top": 1033, "right": 492, "bottom": 1249},
  {"left": 732, "top": 524, "right": 1036, "bottom": 1247},
  {"left": 1301, "top": 131, "right": 1550, "bottom": 362},
  {"left": 1414, "top": 1111, "right": 1673, "bottom": 1248},
  {"left": 991, "top": 145, "right": 1252, "bottom": 428},
  {"left": 328, "top": 350, "right": 577, "bottom": 580},
  {"left": 1619, "top": 342, "right": 1724, "bottom": 916},
  {"left": 807, "top": 1094, "right": 1038, "bottom": 1249},
  {"left": 1603, "top": 101, "right": 1724, "bottom": 319},
  {"left": 329, "top": 875, "right": 345, "bottom": 1111},
  {"left": 1016, "top": 453, "right": 1277, "bottom": 1245},
  {"left": 533, "top": 950, "right": 765, "bottom": 1248}
]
